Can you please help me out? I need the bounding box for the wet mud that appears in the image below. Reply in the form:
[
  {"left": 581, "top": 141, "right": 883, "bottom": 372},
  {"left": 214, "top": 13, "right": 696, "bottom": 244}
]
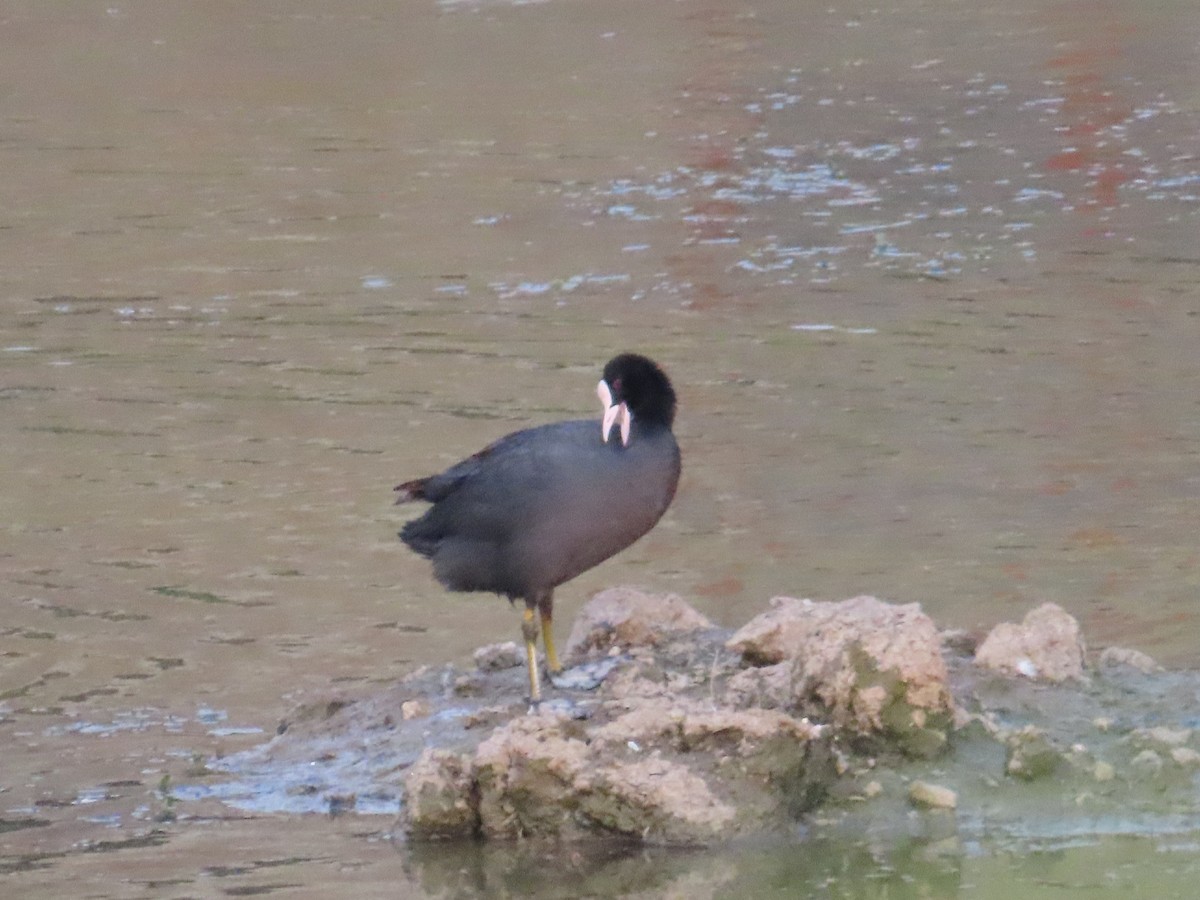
[{"left": 176, "top": 593, "right": 1200, "bottom": 847}]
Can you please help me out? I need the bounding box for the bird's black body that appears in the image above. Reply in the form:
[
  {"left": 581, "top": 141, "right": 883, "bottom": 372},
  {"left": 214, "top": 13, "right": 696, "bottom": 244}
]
[
  {"left": 399, "top": 418, "right": 679, "bottom": 598},
  {"left": 394, "top": 354, "right": 681, "bottom": 701}
]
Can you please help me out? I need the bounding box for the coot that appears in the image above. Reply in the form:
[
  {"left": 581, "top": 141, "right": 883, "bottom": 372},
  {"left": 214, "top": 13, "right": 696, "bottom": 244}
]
[{"left": 395, "top": 354, "right": 681, "bottom": 701}]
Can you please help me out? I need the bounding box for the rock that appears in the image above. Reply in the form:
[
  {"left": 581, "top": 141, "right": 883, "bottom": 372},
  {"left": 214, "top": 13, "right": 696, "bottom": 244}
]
[
  {"left": 1098, "top": 646, "right": 1161, "bottom": 674},
  {"left": 908, "top": 781, "right": 957, "bottom": 809},
  {"left": 974, "top": 602, "right": 1086, "bottom": 682},
  {"left": 582, "top": 757, "right": 738, "bottom": 844},
  {"left": 723, "top": 662, "right": 791, "bottom": 709},
  {"left": 729, "top": 595, "right": 954, "bottom": 757},
  {"left": 588, "top": 698, "right": 687, "bottom": 747},
  {"left": 472, "top": 711, "right": 595, "bottom": 840},
  {"left": 1005, "top": 726, "right": 1063, "bottom": 780},
  {"left": 403, "top": 696, "right": 834, "bottom": 845},
  {"left": 596, "top": 702, "right": 831, "bottom": 839},
  {"left": 1093, "top": 760, "right": 1115, "bottom": 782},
  {"left": 473, "top": 641, "right": 524, "bottom": 672},
  {"left": 402, "top": 749, "right": 478, "bottom": 840},
  {"left": 725, "top": 596, "right": 815, "bottom": 665},
  {"left": 596, "top": 697, "right": 826, "bottom": 757},
  {"left": 452, "top": 672, "right": 485, "bottom": 696},
  {"left": 564, "top": 586, "right": 715, "bottom": 661},
  {"left": 601, "top": 659, "right": 676, "bottom": 701}
]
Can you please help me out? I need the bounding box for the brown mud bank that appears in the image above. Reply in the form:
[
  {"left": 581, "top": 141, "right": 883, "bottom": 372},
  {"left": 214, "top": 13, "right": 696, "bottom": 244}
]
[{"left": 179, "top": 588, "right": 1200, "bottom": 848}]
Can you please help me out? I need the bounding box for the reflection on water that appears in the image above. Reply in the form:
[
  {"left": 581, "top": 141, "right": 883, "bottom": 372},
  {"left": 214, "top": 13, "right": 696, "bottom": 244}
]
[{"left": 2, "top": 0, "right": 1199, "bottom": 894}]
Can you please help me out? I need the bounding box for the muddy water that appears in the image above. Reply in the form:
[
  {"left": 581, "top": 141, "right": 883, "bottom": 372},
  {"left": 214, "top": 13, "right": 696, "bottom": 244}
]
[{"left": 2, "top": 0, "right": 1199, "bottom": 895}]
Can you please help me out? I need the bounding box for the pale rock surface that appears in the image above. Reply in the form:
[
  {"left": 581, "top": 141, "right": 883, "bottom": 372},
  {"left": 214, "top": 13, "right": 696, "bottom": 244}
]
[
  {"left": 727, "top": 595, "right": 953, "bottom": 756},
  {"left": 974, "top": 602, "right": 1086, "bottom": 682},
  {"left": 564, "top": 586, "right": 715, "bottom": 660}
]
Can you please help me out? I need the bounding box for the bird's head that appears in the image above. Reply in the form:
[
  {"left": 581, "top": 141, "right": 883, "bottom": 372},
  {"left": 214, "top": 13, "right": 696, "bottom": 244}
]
[{"left": 597, "top": 354, "right": 676, "bottom": 446}]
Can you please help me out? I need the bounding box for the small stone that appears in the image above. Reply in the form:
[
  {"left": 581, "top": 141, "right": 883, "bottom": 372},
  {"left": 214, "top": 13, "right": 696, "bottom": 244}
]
[
  {"left": 862, "top": 780, "right": 883, "bottom": 798},
  {"left": 1140, "top": 726, "right": 1191, "bottom": 748},
  {"left": 400, "top": 699, "right": 429, "bottom": 720},
  {"left": 1171, "top": 747, "right": 1200, "bottom": 768},
  {"left": 909, "top": 781, "right": 957, "bottom": 810},
  {"left": 833, "top": 749, "right": 850, "bottom": 776},
  {"left": 1098, "top": 646, "right": 1161, "bottom": 673},
  {"left": 473, "top": 641, "right": 524, "bottom": 672},
  {"left": 1130, "top": 749, "right": 1163, "bottom": 776},
  {"left": 1005, "top": 727, "right": 1062, "bottom": 780},
  {"left": 453, "top": 673, "right": 484, "bottom": 696},
  {"left": 1092, "top": 761, "right": 1115, "bottom": 782}
]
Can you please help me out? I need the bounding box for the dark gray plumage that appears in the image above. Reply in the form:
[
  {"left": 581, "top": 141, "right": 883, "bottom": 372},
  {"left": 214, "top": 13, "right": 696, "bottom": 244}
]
[{"left": 395, "top": 354, "right": 681, "bottom": 701}]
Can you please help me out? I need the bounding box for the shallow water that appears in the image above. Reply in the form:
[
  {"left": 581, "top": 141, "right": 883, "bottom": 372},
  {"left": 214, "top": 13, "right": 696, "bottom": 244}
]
[{"left": 2, "top": 0, "right": 1200, "bottom": 894}]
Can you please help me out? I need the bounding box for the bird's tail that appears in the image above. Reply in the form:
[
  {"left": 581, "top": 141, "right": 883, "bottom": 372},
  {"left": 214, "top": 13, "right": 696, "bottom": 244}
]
[{"left": 393, "top": 478, "right": 428, "bottom": 503}]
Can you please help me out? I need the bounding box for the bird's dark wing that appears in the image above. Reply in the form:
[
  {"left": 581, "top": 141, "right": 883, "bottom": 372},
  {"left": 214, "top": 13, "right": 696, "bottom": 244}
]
[
  {"left": 395, "top": 420, "right": 595, "bottom": 574},
  {"left": 396, "top": 416, "right": 678, "bottom": 595},
  {"left": 394, "top": 425, "right": 550, "bottom": 504}
]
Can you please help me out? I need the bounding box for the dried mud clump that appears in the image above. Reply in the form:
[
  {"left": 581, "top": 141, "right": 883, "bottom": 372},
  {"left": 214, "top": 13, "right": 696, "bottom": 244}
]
[
  {"left": 563, "top": 586, "right": 715, "bottom": 660},
  {"left": 403, "top": 697, "right": 831, "bottom": 844},
  {"left": 726, "top": 595, "right": 954, "bottom": 758},
  {"left": 974, "top": 602, "right": 1086, "bottom": 682},
  {"left": 402, "top": 749, "right": 477, "bottom": 840},
  {"left": 397, "top": 589, "right": 837, "bottom": 844}
]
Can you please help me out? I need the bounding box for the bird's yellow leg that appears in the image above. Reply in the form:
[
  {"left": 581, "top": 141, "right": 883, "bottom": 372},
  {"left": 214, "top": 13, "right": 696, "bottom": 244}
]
[
  {"left": 521, "top": 605, "right": 542, "bottom": 702},
  {"left": 540, "top": 608, "right": 563, "bottom": 675}
]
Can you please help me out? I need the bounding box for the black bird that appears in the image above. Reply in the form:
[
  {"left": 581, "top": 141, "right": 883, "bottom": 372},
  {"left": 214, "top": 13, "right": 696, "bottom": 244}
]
[{"left": 394, "top": 354, "right": 681, "bottom": 701}]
